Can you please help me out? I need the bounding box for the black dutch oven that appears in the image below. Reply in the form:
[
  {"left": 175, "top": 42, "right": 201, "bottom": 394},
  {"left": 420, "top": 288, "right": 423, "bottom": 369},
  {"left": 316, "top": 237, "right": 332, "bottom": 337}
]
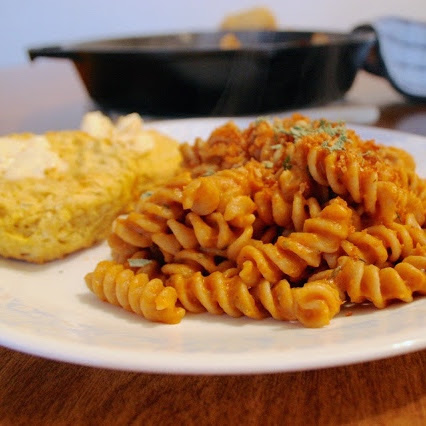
[{"left": 28, "top": 29, "right": 379, "bottom": 116}]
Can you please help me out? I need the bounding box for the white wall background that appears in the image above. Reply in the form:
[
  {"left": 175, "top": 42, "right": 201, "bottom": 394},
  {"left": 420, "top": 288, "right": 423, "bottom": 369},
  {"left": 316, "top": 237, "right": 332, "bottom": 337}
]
[{"left": 2, "top": 0, "right": 426, "bottom": 68}]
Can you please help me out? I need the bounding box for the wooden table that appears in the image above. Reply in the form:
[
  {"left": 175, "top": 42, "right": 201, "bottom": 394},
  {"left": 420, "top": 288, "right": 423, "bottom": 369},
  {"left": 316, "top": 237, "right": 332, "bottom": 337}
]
[{"left": 1, "top": 60, "right": 425, "bottom": 425}]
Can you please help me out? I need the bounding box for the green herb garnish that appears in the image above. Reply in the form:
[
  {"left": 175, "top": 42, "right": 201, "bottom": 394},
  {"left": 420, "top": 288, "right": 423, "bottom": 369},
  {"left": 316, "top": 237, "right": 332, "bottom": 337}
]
[
  {"left": 282, "top": 156, "right": 292, "bottom": 170},
  {"left": 273, "top": 123, "right": 297, "bottom": 136},
  {"left": 255, "top": 116, "right": 270, "bottom": 125},
  {"left": 140, "top": 190, "right": 153, "bottom": 200},
  {"left": 322, "top": 133, "right": 348, "bottom": 152},
  {"left": 262, "top": 160, "right": 274, "bottom": 169},
  {"left": 128, "top": 258, "right": 152, "bottom": 268},
  {"left": 202, "top": 169, "right": 216, "bottom": 177},
  {"left": 273, "top": 119, "right": 348, "bottom": 146}
]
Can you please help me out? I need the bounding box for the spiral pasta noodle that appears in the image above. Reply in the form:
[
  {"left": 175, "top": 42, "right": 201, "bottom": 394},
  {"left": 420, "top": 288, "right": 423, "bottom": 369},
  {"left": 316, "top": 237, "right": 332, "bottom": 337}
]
[
  {"left": 317, "top": 254, "right": 426, "bottom": 308},
  {"left": 301, "top": 139, "right": 424, "bottom": 225},
  {"left": 85, "top": 260, "right": 185, "bottom": 324},
  {"left": 180, "top": 117, "right": 298, "bottom": 176},
  {"left": 110, "top": 172, "right": 192, "bottom": 262},
  {"left": 254, "top": 187, "right": 321, "bottom": 231},
  {"left": 109, "top": 162, "right": 264, "bottom": 262},
  {"left": 85, "top": 114, "right": 426, "bottom": 328},
  {"left": 237, "top": 197, "right": 353, "bottom": 283},
  {"left": 341, "top": 220, "right": 426, "bottom": 267},
  {"left": 168, "top": 270, "right": 342, "bottom": 327}
]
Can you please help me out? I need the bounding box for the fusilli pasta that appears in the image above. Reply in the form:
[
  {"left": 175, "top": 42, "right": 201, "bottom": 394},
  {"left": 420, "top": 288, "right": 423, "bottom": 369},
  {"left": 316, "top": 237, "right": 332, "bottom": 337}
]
[
  {"left": 85, "top": 260, "right": 185, "bottom": 324},
  {"left": 86, "top": 115, "right": 426, "bottom": 328},
  {"left": 168, "top": 270, "right": 342, "bottom": 327},
  {"left": 312, "top": 252, "right": 426, "bottom": 308}
]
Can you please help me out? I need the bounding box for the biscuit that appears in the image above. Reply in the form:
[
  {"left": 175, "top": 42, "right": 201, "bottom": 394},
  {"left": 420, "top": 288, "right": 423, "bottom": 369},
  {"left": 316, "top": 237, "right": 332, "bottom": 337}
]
[{"left": 0, "top": 113, "right": 181, "bottom": 263}]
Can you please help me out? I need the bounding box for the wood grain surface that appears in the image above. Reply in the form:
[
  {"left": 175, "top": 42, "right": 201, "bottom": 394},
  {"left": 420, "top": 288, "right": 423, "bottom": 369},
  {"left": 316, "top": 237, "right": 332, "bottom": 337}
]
[
  {"left": 0, "top": 62, "right": 425, "bottom": 426},
  {"left": 0, "top": 346, "right": 425, "bottom": 425}
]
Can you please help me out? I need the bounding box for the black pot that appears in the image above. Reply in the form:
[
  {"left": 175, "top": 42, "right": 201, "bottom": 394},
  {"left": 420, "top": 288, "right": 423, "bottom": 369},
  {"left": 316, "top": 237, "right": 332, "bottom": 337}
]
[{"left": 28, "top": 30, "right": 376, "bottom": 116}]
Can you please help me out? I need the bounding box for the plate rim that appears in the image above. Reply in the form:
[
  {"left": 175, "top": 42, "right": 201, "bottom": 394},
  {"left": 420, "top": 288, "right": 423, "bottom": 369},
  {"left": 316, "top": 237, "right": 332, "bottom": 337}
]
[{"left": 1, "top": 303, "right": 425, "bottom": 375}]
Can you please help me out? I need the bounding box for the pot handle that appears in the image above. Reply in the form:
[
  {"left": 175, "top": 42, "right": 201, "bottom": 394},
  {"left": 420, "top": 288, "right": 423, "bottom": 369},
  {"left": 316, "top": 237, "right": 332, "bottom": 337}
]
[
  {"left": 28, "top": 46, "right": 81, "bottom": 61},
  {"left": 351, "top": 24, "right": 386, "bottom": 77}
]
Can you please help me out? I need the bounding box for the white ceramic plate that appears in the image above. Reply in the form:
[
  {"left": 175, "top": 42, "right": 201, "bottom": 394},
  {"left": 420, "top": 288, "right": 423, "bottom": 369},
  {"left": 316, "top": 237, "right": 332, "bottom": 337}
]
[{"left": 1, "top": 117, "right": 425, "bottom": 375}]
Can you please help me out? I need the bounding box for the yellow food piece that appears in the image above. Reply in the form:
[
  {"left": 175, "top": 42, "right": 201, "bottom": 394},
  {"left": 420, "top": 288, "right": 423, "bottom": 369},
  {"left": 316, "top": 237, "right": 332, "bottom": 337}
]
[
  {"left": 220, "top": 7, "right": 278, "bottom": 31},
  {"left": 132, "top": 129, "right": 184, "bottom": 197},
  {"left": 219, "top": 33, "right": 242, "bottom": 50},
  {"left": 0, "top": 114, "right": 181, "bottom": 263}
]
